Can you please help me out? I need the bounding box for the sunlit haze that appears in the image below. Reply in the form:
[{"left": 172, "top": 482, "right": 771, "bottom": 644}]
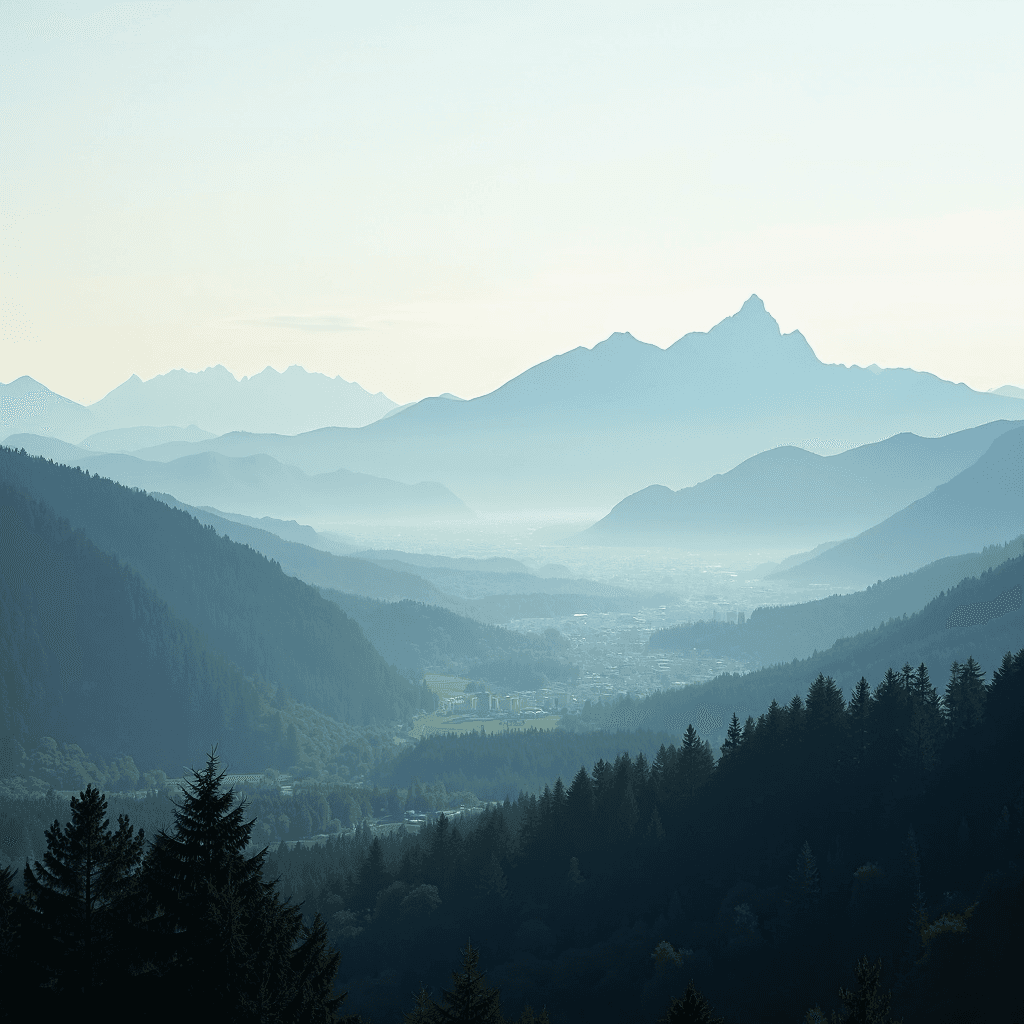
[{"left": 2, "top": 2, "right": 1022, "bottom": 405}]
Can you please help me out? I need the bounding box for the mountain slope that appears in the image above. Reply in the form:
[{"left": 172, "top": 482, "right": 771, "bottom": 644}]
[
  {"left": 776, "top": 424, "right": 1024, "bottom": 585},
  {"left": 0, "top": 447, "right": 418, "bottom": 726},
  {"left": 650, "top": 534, "right": 1024, "bottom": 666},
  {"left": 581, "top": 420, "right": 1021, "bottom": 550},
  {"left": 1, "top": 377, "right": 97, "bottom": 442},
  {"left": 0, "top": 482, "right": 266, "bottom": 773},
  {"left": 90, "top": 297, "right": 1024, "bottom": 512}
]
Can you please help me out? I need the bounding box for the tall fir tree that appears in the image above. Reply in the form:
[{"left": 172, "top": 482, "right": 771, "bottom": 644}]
[
  {"left": 944, "top": 657, "right": 987, "bottom": 739},
  {"left": 22, "top": 784, "right": 145, "bottom": 1002},
  {"left": 431, "top": 942, "right": 504, "bottom": 1024}
]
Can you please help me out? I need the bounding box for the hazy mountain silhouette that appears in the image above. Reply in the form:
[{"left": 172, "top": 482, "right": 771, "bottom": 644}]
[
  {"left": 989, "top": 384, "right": 1024, "bottom": 400},
  {"left": 775, "top": 424, "right": 1024, "bottom": 586},
  {"left": 2, "top": 365, "right": 398, "bottom": 443},
  {"left": 2, "top": 435, "right": 472, "bottom": 521},
  {"left": 580, "top": 420, "right": 1021, "bottom": 551},
  {"left": 0, "top": 376, "right": 97, "bottom": 442},
  {"left": 94, "top": 297, "right": 1024, "bottom": 512}
]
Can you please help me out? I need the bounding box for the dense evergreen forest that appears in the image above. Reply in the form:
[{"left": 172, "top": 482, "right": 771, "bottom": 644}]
[
  {"left": 0, "top": 447, "right": 418, "bottom": 726},
  {"left": 1, "top": 648, "right": 1021, "bottom": 1019},
  {"left": 260, "top": 648, "right": 1024, "bottom": 1022},
  {"left": 0, "top": 481, "right": 266, "bottom": 772}
]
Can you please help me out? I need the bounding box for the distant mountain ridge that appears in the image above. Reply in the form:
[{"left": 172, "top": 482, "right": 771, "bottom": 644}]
[
  {"left": 2, "top": 364, "right": 399, "bottom": 443},
  {"left": 580, "top": 420, "right": 1022, "bottom": 551},
  {"left": 2, "top": 434, "right": 472, "bottom": 522},
  {"left": 85, "top": 297, "right": 1024, "bottom": 513}
]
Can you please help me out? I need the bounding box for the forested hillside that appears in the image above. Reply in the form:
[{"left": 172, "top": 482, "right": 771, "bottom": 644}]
[
  {"left": 583, "top": 552, "right": 1023, "bottom": 747},
  {"left": 650, "top": 535, "right": 1024, "bottom": 666},
  {"left": 0, "top": 447, "right": 417, "bottom": 725},
  {"left": 0, "top": 482, "right": 266, "bottom": 772},
  {"left": 324, "top": 591, "right": 576, "bottom": 682}
]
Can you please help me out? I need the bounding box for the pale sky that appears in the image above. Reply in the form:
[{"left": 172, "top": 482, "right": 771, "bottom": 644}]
[{"left": 2, "top": 1, "right": 1022, "bottom": 406}]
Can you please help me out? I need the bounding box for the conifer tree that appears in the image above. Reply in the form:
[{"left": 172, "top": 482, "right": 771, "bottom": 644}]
[
  {"left": 719, "top": 713, "right": 743, "bottom": 760},
  {"left": 944, "top": 656, "right": 986, "bottom": 738},
  {"left": 432, "top": 941, "right": 504, "bottom": 1024},
  {"left": 22, "top": 784, "right": 145, "bottom": 1000},
  {"left": 0, "top": 864, "right": 26, "bottom": 992},
  {"left": 828, "top": 955, "right": 902, "bottom": 1023},
  {"left": 658, "top": 980, "right": 726, "bottom": 1023},
  {"left": 678, "top": 725, "right": 714, "bottom": 799},
  {"left": 847, "top": 678, "right": 872, "bottom": 766}
]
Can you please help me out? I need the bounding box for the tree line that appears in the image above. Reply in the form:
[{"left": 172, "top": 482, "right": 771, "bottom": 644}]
[{"left": 265, "top": 649, "right": 1024, "bottom": 1022}]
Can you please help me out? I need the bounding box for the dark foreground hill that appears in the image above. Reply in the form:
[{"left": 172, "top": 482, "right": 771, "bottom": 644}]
[
  {"left": 0, "top": 482, "right": 263, "bottom": 772},
  {"left": 651, "top": 535, "right": 1024, "bottom": 667},
  {"left": 0, "top": 447, "right": 418, "bottom": 727},
  {"left": 578, "top": 551, "right": 1023, "bottom": 748}
]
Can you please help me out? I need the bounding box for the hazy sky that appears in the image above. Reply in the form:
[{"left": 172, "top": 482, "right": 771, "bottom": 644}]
[{"left": 2, "top": 1, "right": 1022, "bottom": 406}]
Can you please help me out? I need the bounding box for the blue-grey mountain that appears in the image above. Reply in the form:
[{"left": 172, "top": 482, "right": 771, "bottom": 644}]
[
  {"left": 580, "top": 420, "right": 1021, "bottom": 550},
  {"left": 3, "top": 435, "right": 471, "bottom": 521},
  {"left": 775, "top": 424, "right": 1024, "bottom": 586},
  {"left": 93, "top": 297, "right": 1024, "bottom": 513}
]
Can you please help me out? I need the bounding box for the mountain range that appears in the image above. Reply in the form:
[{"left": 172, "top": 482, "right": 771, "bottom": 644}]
[
  {"left": 69, "top": 297, "right": 1023, "bottom": 515},
  {"left": 579, "top": 420, "right": 1021, "bottom": 551},
  {"left": 1, "top": 364, "right": 398, "bottom": 443}
]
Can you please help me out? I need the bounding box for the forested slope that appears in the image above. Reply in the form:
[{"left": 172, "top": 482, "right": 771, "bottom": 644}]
[
  {"left": 650, "top": 535, "right": 1024, "bottom": 666},
  {"left": 0, "top": 447, "right": 417, "bottom": 725},
  {"left": 581, "top": 552, "right": 1024, "bottom": 746},
  {"left": 0, "top": 482, "right": 266, "bottom": 772}
]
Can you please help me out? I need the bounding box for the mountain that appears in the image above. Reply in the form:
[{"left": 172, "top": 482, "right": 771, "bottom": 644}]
[
  {"left": 1, "top": 436, "right": 472, "bottom": 522},
  {"left": 0, "top": 377, "right": 97, "bottom": 442},
  {"left": 650, "top": 534, "right": 1024, "bottom": 667},
  {"left": 579, "top": 420, "right": 1021, "bottom": 551},
  {"left": 86, "top": 364, "right": 398, "bottom": 437},
  {"left": 775, "top": 425, "right": 1024, "bottom": 586},
  {"left": 0, "top": 481, "right": 266, "bottom": 773},
  {"left": 989, "top": 385, "right": 1024, "bottom": 400},
  {"left": 92, "top": 297, "right": 1024, "bottom": 513},
  {"left": 0, "top": 446, "right": 419, "bottom": 728}
]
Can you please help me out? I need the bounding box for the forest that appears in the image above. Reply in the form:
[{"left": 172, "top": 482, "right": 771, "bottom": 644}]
[{"left": 2, "top": 648, "right": 1021, "bottom": 1021}]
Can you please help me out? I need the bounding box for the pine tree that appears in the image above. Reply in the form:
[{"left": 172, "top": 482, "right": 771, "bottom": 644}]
[
  {"left": 678, "top": 725, "right": 714, "bottom": 800},
  {"left": 22, "top": 784, "right": 145, "bottom": 1000},
  {"left": 828, "top": 955, "right": 902, "bottom": 1023},
  {"left": 848, "top": 678, "right": 872, "bottom": 766},
  {"left": 658, "top": 980, "right": 726, "bottom": 1023},
  {"left": 719, "top": 713, "right": 743, "bottom": 760},
  {"left": 143, "top": 747, "right": 343, "bottom": 1024},
  {"left": 432, "top": 942, "right": 504, "bottom": 1024},
  {"left": 944, "top": 656, "right": 986, "bottom": 738}
]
